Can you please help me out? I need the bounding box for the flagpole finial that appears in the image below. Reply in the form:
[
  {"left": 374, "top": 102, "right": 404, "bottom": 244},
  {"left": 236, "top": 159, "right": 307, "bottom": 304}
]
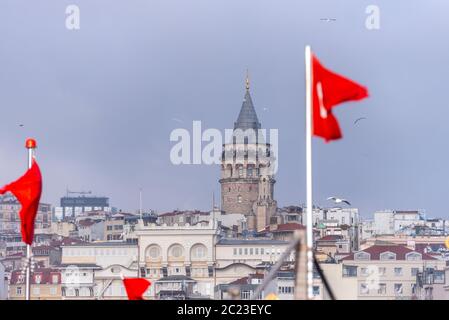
[
  {"left": 245, "top": 69, "right": 250, "bottom": 91},
  {"left": 25, "top": 138, "right": 37, "bottom": 149}
]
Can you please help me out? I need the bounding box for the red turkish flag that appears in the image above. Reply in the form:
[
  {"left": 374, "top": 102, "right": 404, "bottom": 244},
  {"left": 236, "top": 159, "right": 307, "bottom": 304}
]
[
  {"left": 123, "top": 278, "right": 151, "bottom": 300},
  {"left": 0, "top": 160, "right": 42, "bottom": 245},
  {"left": 312, "top": 54, "right": 369, "bottom": 142}
]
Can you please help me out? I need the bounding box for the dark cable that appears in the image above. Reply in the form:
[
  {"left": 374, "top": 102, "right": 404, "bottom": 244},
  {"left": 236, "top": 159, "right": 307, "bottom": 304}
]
[{"left": 313, "top": 254, "right": 336, "bottom": 300}]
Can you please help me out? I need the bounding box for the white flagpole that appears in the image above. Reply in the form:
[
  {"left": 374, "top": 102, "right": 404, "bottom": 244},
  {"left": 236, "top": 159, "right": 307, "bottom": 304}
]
[
  {"left": 305, "top": 45, "right": 314, "bottom": 299},
  {"left": 25, "top": 138, "right": 36, "bottom": 300}
]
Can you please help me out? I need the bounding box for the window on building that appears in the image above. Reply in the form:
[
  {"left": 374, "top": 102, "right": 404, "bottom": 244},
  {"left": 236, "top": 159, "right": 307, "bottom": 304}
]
[
  {"left": 261, "top": 248, "right": 264, "bottom": 255},
  {"left": 239, "top": 167, "right": 244, "bottom": 177},
  {"left": 233, "top": 248, "right": 237, "bottom": 256},
  {"left": 411, "top": 268, "right": 419, "bottom": 277},
  {"left": 380, "top": 252, "right": 396, "bottom": 261},
  {"left": 342, "top": 265, "right": 357, "bottom": 277},
  {"left": 394, "top": 267, "right": 403, "bottom": 276},
  {"left": 244, "top": 248, "right": 248, "bottom": 255},
  {"left": 239, "top": 248, "right": 242, "bottom": 255},
  {"left": 378, "top": 283, "right": 387, "bottom": 295},
  {"left": 379, "top": 267, "right": 386, "bottom": 276},
  {"left": 147, "top": 245, "right": 161, "bottom": 259},
  {"left": 360, "top": 267, "right": 368, "bottom": 276},
  {"left": 52, "top": 275, "right": 59, "bottom": 284},
  {"left": 50, "top": 287, "right": 57, "bottom": 295},
  {"left": 247, "top": 167, "right": 253, "bottom": 177},
  {"left": 411, "top": 283, "right": 417, "bottom": 295},
  {"left": 250, "top": 248, "right": 253, "bottom": 255},
  {"left": 434, "top": 270, "right": 445, "bottom": 283},
  {"left": 191, "top": 244, "right": 207, "bottom": 260},
  {"left": 32, "top": 287, "right": 40, "bottom": 296},
  {"left": 16, "top": 287, "right": 22, "bottom": 295},
  {"left": 170, "top": 244, "right": 184, "bottom": 258},
  {"left": 394, "top": 284, "right": 403, "bottom": 295},
  {"left": 360, "top": 283, "right": 369, "bottom": 294},
  {"left": 241, "top": 290, "right": 251, "bottom": 300},
  {"left": 237, "top": 195, "right": 243, "bottom": 203},
  {"left": 354, "top": 252, "right": 370, "bottom": 261},
  {"left": 34, "top": 274, "right": 42, "bottom": 284},
  {"left": 255, "top": 248, "right": 259, "bottom": 255},
  {"left": 313, "top": 286, "right": 320, "bottom": 296},
  {"left": 406, "top": 252, "right": 422, "bottom": 261}
]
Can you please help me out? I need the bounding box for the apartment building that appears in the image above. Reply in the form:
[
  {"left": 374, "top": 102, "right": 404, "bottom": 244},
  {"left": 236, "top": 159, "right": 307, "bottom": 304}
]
[
  {"left": 9, "top": 268, "right": 61, "bottom": 300},
  {"left": 338, "top": 244, "right": 446, "bottom": 300}
]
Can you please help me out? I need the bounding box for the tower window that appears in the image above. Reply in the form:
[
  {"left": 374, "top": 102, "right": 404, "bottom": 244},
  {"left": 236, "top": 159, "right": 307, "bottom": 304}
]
[
  {"left": 247, "top": 167, "right": 253, "bottom": 177},
  {"left": 239, "top": 167, "right": 243, "bottom": 177},
  {"left": 237, "top": 195, "right": 243, "bottom": 203}
]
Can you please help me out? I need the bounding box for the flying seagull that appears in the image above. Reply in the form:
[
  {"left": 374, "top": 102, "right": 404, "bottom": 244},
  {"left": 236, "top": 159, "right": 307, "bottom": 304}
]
[
  {"left": 320, "top": 18, "right": 337, "bottom": 22},
  {"left": 354, "top": 117, "right": 367, "bottom": 125},
  {"left": 327, "top": 196, "right": 351, "bottom": 206}
]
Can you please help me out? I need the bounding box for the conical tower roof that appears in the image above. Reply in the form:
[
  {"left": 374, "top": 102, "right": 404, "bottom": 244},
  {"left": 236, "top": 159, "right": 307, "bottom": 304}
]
[{"left": 234, "top": 76, "right": 261, "bottom": 131}]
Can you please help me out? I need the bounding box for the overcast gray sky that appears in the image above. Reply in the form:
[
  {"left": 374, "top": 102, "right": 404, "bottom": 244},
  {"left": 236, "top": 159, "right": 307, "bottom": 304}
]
[{"left": 1, "top": 1, "right": 448, "bottom": 218}]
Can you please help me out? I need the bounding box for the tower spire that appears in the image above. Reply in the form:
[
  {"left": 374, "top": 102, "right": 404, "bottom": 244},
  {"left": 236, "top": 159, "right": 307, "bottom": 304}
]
[{"left": 245, "top": 69, "right": 250, "bottom": 91}]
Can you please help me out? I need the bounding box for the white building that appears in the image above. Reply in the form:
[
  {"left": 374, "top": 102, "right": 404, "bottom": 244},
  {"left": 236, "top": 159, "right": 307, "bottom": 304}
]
[
  {"left": 0, "top": 261, "right": 5, "bottom": 300},
  {"left": 325, "top": 208, "right": 360, "bottom": 226},
  {"left": 60, "top": 242, "right": 138, "bottom": 300},
  {"left": 394, "top": 211, "right": 422, "bottom": 232},
  {"left": 374, "top": 210, "right": 395, "bottom": 235},
  {"left": 361, "top": 219, "right": 375, "bottom": 240}
]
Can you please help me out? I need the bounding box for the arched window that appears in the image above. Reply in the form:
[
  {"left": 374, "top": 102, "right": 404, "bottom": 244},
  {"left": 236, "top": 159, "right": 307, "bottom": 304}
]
[
  {"left": 406, "top": 252, "right": 422, "bottom": 261},
  {"left": 354, "top": 251, "right": 370, "bottom": 261},
  {"left": 237, "top": 195, "right": 243, "bottom": 203},
  {"left": 191, "top": 244, "right": 207, "bottom": 260},
  {"left": 146, "top": 245, "right": 162, "bottom": 260},
  {"left": 169, "top": 244, "right": 184, "bottom": 258},
  {"left": 380, "top": 252, "right": 396, "bottom": 261}
]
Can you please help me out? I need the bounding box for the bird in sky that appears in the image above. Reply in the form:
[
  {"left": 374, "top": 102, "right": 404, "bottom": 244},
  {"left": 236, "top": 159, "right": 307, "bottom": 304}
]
[
  {"left": 171, "top": 118, "right": 183, "bottom": 123},
  {"left": 354, "top": 117, "right": 367, "bottom": 125},
  {"left": 18, "top": 124, "right": 24, "bottom": 127},
  {"left": 320, "top": 18, "right": 337, "bottom": 22},
  {"left": 327, "top": 196, "right": 351, "bottom": 206}
]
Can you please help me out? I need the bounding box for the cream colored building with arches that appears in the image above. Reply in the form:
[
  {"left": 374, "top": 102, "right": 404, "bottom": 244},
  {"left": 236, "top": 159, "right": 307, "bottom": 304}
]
[{"left": 136, "top": 220, "right": 218, "bottom": 298}]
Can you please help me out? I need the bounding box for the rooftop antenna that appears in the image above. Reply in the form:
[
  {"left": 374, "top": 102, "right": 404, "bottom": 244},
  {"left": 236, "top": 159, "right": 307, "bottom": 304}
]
[{"left": 139, "top": 188, "right": 143, "bottom": 219}]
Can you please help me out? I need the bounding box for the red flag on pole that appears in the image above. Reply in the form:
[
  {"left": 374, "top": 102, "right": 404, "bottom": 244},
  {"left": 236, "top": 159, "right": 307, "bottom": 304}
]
[
  {"left": 312, "top": 53, "right": 369, "bottom": 142},
  {"left": 123, "top": 278, "right": 151, "bottom": 300},
  {"left": 0, "top": 159, "right": 42, "bottom": 245}
]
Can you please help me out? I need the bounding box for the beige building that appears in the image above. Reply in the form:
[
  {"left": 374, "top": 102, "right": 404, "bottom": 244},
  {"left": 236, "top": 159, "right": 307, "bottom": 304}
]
[
  {"left": 214, "top": 238, "right": 293, "bottom": 286},
  {"left": 323, "top": 244, "right": 447, "bottom": 300},
  {"left": 136, "top": 220, "right": 218, "bottom": 298},
  {"left": 50, "top": 221, "right": 76, "bottom": 238},
  {"left": 104, "top": 214, "right": 125, "bottom": 241},
  {"left": 9, "top": 268, "right": 61, "bottom": 300},
  {"left": 362, "top": 235, "right": 447, "bottom": 249}
]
